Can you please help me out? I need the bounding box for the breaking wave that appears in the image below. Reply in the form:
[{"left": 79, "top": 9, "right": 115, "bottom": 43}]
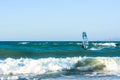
[
  {"left": 89, "top": 42, "right": 118, "bottom": 51},
  {"left": 0, "top": 57, "right": 120, "bottom": 76},
  {"left": 91, "top": 42, "right": 117, "bottom": 47}
]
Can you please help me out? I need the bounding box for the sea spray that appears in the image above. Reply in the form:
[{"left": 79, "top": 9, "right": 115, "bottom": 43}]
[{"left": 0, "top": 57, "right": 120, "bottom": 75}]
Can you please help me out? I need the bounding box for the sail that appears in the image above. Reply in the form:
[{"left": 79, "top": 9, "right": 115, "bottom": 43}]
[{"left": 82, "top": 32, "right": 89, "bottom": 49}]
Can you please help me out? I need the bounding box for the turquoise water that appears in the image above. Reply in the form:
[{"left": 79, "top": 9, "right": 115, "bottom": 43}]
[
  {"left": 0, "top": 41, "right": 120, "bottom": 58},
  {"left": 0, "top": 41, "right": 120, "bottom": 80}
]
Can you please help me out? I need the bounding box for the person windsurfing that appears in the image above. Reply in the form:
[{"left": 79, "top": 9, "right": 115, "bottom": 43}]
[
  {"left": 82, "top": 32, "right": 88, "bottom": 50},
  {"left": 82, "top": 43, "right": 87, "bottom": 50}
]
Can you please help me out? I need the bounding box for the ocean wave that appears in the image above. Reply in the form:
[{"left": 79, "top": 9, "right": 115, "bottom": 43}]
[
  {"left": 75, "top": 57, "right": 120, "bottom": 72},
  {"left": 91, "top": 42, "right": 117, "bottom": 47},
  {"left": 89, "top": 47, "right": 103, "bottom": 51},
  {"left": 76, "top": 43, "right": 82, "bottom": 45},
  {"left": 19, "top": 42, "right": 29, "bottom": 45},
  {"left": 0, "top": 57, "right": 120, "bottom": 76}
]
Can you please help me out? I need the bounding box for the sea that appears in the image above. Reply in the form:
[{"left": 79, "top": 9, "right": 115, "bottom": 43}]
[{"left": 0, "top": 41, "right": 120, "bottom": 80}]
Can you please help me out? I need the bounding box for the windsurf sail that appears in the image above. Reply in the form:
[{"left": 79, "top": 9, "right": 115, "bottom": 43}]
[{"left": 82, "top": 32, "right": 89, "bottom": 50}]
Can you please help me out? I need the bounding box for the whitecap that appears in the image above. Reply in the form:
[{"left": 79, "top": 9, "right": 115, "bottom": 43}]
[
  {"left": 19, "top": 42, "right": 29, "bottom": 45},
  {"left": 0, "top": 57, "right": 120, "bottom": 76},
  {"left": 97, "top": 43, "right": 116, "bottom": 47}
]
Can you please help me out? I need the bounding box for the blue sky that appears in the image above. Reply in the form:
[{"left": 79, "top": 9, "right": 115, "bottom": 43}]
[{"left": 0, "top": 0, "right": 120, "bottom": 41}]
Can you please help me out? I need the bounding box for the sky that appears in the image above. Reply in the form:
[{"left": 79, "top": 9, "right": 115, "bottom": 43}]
[{"left": 0, "top": 0, "right": 120, "bottom": 41}]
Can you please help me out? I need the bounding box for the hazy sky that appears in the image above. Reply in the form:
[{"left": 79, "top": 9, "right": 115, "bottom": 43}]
[{"left": 0, "top": 0, "right": 120, "bottom": 41}]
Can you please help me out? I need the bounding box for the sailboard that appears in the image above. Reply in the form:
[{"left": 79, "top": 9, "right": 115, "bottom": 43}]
[{"left": 82, "top": 32, "right": 89, "bottom": 50}]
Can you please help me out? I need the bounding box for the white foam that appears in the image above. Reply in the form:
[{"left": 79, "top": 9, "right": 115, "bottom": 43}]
[
  {"left": 0, "top": 57, "right": 120, "bottom": 75},
  {"left": 19, "top": 42, "right": 29, "bottom": 45},
  {"left": 90, "top": 42, "right": 117, "bottom": 51},
  {"left": 76, "top": 43, "right": 81, "bottom": 45},
  {"left": 89, "top": 47, "right": 103, "bottom": 51},
  {"left": 0, "top": 57, "right": 79, "bottom": 75},
  {"left": 0, "top": 76, "right": 19, "bottom": 80},
  {"left": 96, "top": 43, "right": 116, "bottom": 47},
  {"left": 95, "top": 57, "right": 119, "bottom": 71}
]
